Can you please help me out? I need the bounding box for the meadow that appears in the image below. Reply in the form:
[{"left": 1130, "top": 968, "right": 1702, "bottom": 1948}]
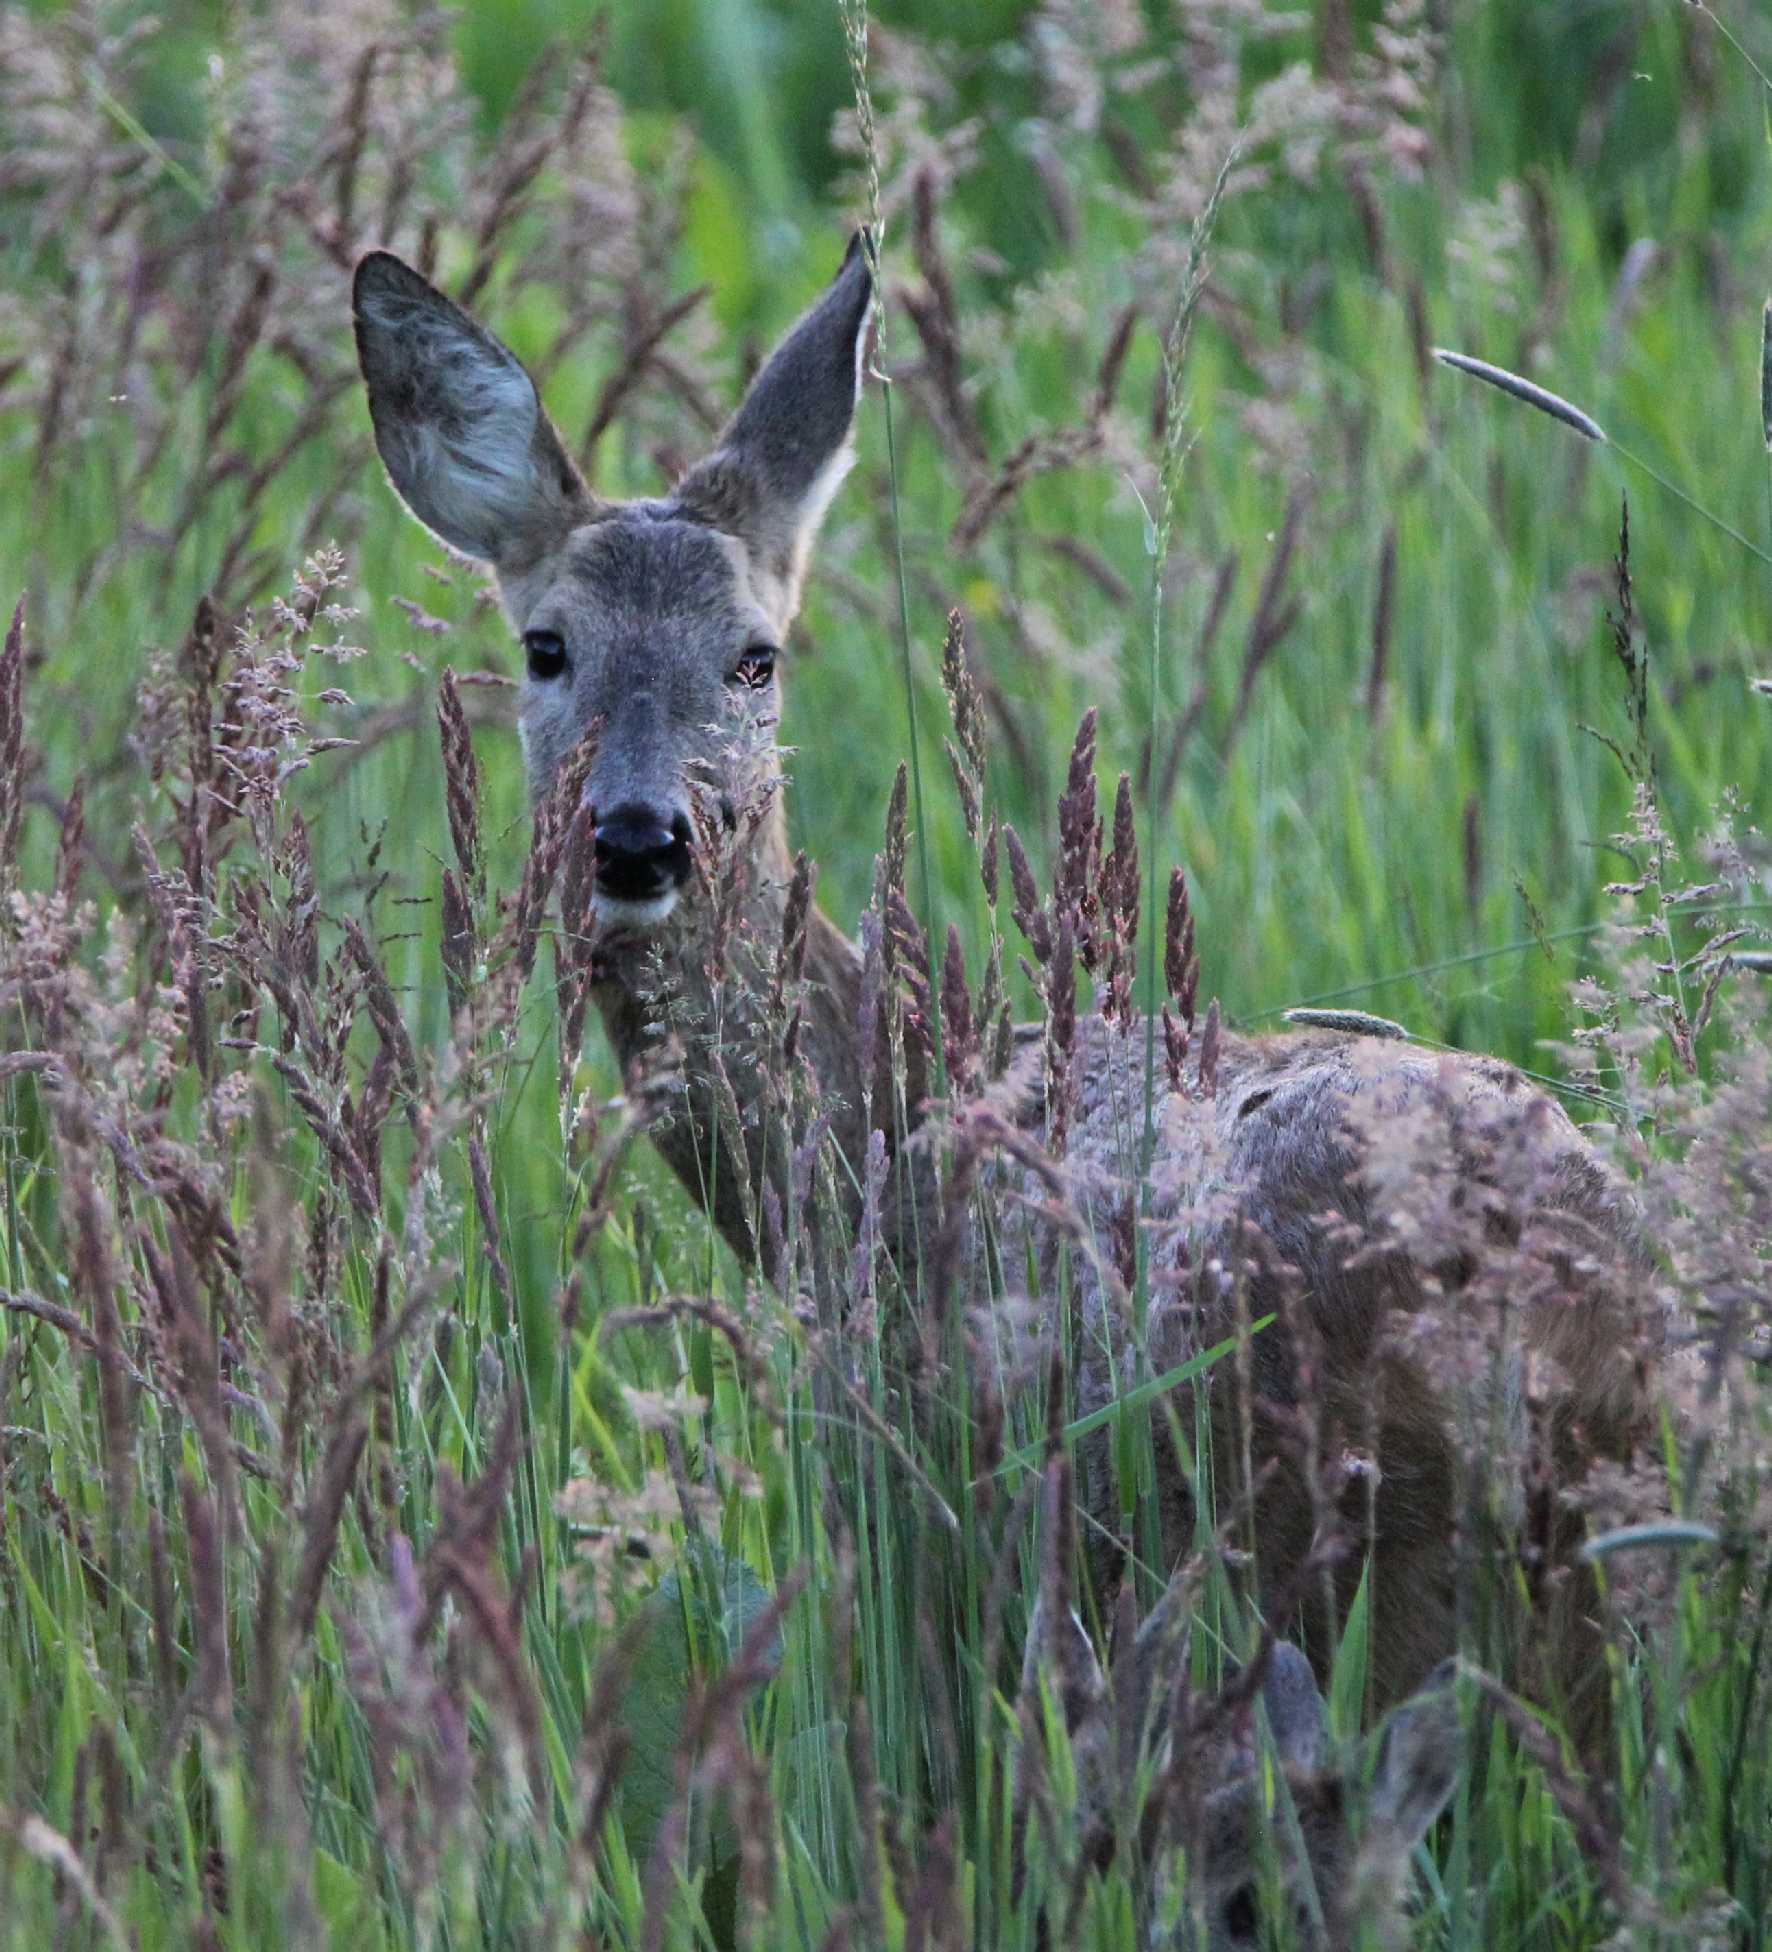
[{"left": 1, "top": 0, "right": 1771, "bottom": 1945}]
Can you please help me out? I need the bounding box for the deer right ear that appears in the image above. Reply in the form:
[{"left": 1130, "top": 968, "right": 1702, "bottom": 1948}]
[
  {"left": 1365, "top": 1674, "right": 1461, "bottom": 1845},
  {"left": 673, "top": 233, "right": 873, "bottom": 596},
  {"left": 353, "top": 251, "right": 594, "bottom": 568}
]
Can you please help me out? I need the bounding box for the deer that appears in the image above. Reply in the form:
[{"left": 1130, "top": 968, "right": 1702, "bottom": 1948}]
[
  {"left": 352, "top": 234, "right": 1660, "bottom": 1762},
  {"left": 1016, "top": 1534, "right": 1462, "bottom": 1950}
]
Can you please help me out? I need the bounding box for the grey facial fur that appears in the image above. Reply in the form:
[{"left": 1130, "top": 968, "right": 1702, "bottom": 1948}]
[{"left": 508, "top": 510, "right": 773, "bottom": 915}]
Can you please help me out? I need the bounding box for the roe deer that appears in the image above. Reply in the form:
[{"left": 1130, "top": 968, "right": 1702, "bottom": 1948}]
[
  {"left": 352, "top": 236, "right": 1658, "bottom": 1751},
  {"left": 1017, "top": 1544, "right": 1461, "bottom": 1950}
]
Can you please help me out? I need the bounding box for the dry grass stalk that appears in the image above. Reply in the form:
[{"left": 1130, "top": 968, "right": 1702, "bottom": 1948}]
[
  {"left": 1366, "top": 521, "right": 1398, "bottom": 723},
  {"left": 949, "top": 320, "right": 1134, "bottom": 551},
  {"left": 1761, "top": 298, "right": 1772, "bottom": 452},
  {"left": 436, "top": 667, "right": 484, "bottom": 902},
  {"left": 1226, "top": 488, "right": 1307, "bottom": 744},
  {"left": 0, "top": 598, "right": 23, "bottom": 892},
  {"left": 903, "top": 168, "right": 987, "bottom": 471}
]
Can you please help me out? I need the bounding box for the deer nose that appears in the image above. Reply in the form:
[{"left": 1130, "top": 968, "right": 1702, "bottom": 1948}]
[{"left": 591, "top": 802, "right": 692, "bottom": 902}]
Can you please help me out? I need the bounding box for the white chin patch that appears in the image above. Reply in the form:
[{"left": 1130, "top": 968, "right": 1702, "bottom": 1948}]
[{"left": 592, "top": 889, "right": 679, "bottom": 931}]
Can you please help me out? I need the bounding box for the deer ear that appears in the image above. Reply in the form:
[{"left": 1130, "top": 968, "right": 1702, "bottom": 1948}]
[
  {"left": 1366, "top": 1673, "right": 1460, "bottom": 1846},
  {"left": 353, "top": 251, "right": 593, "bottom": 568},
  {"left": 1121, "top": 1565, "right": 1194, "bottom": 1743},
  {"left": 674, "top": 232, "right": 873, "bottom": 590},
  {"left": 1259, "top": 1642, "right": 1329, "bottom": 1772}
]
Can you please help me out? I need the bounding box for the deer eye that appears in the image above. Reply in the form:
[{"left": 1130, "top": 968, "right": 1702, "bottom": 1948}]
[
  {"left": 1220, "top": 1886, "right": 1258, "bottom": 1942},
  {"left": 523, "top": 629, "right": 568, "bottom": 681},
  {"left": 730, "top": 647, "right": 776, "bottom": 690}
]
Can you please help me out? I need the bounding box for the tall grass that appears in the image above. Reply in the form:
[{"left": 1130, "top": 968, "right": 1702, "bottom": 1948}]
[{"left": 1, "top": 1, "right": 1771, "bottom": 1947}]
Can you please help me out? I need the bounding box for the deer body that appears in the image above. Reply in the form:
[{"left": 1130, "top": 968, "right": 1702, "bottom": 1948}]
[
  {"left": 354, "top": 240, "right": 1656, "bottom": 1756},
  {"left": 1000, "top": 1013, "right": 1649, "bottom": 1728}
]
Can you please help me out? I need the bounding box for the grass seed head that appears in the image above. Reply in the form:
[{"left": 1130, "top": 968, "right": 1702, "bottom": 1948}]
[{"left": 1433, "top": 346, "right": 1607, "bottom": 441}]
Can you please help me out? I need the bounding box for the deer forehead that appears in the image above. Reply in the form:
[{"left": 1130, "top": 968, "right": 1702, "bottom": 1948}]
[
  {"left": 508, "top": 510, "right": 778, "bottom": 799},
  {"left": 506, "top": 509, "right": 767, "bottom": 649},
  {"left": 1195, "top": 1770, "right": 1350, "bottom": 1893}
]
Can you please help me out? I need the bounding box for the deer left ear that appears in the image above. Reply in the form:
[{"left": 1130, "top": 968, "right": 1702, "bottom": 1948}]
[
  {"left": 353, "top": 251, "right": 595, "bottom": 569},
  {"left": 1258, "top": 1642, "right": 1329, "bottom": 1773},
  {"left": 675, "top": 232, "right": 873, "bottom": 596}
]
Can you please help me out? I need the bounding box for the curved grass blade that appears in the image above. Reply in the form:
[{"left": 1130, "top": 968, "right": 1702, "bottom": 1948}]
[{"left": 1581, "top": 1520, "right": 1719, "bottom": 1563}]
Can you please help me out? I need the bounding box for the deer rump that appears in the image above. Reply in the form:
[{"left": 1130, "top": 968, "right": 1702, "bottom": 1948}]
[{"left": 975, "top": 1013, "right": 1654, "bottom": 1746}]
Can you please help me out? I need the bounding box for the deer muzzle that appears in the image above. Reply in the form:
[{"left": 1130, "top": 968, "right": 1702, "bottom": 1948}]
[{"left": 591, "top": 801, "right": 693, "bottom": 917}]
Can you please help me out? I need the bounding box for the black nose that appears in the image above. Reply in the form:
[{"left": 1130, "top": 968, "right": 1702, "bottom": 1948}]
[{"left": 592, "top": 802, "right": 692, "bottom": 903}]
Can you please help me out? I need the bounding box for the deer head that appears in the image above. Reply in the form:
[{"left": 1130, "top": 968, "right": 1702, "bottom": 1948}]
[
  {"left": 1019, "top": 1580, "right": 1461, "bottom": 1949},
  {"left": 353, "top": 237, "right": 872, "bottom": 934}
]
